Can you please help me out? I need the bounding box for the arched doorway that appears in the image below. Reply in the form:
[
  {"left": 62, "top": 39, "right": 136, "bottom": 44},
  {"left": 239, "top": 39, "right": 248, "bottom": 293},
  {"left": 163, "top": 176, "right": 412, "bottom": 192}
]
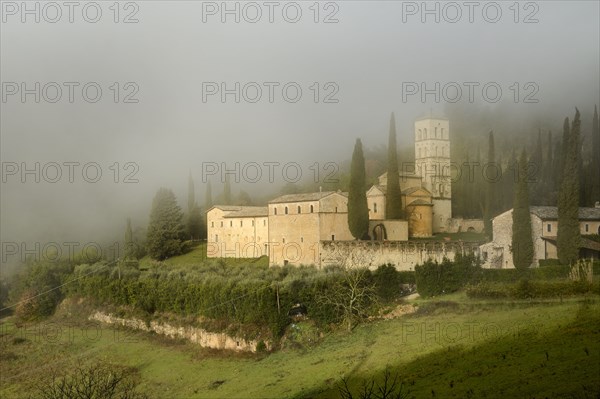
[{"left": 373, "top": 224, "right": 387, "bottom": 241}]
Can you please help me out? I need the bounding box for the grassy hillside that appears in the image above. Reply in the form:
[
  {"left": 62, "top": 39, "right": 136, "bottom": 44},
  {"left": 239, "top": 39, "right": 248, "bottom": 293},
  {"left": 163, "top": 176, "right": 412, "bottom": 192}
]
[
  {"left": 2, "top": 293, "right": 598, "bottom": 398},
  {"left": 138, "top": 242, "right": 269, "bottom": 270}
]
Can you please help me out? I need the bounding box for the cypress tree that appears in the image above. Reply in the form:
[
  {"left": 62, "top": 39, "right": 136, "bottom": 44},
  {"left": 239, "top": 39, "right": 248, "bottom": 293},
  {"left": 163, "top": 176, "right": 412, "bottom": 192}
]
[
  {"left": 591, "top": 105, "right": 600, "bottom": 203},
  {"left": 557, "top": 111, "right": 581, "bottom": 265},
  {"left": 386, "top": 113, "right": 402, "bottom": 219},
  {"left": 484, "top": 131, "right": 496, "bottom": 237},
  {"left": 146, "top": 188, "right": 186, "bottom": 260},
  {"left": 124, "top": 218, "right": 136, "bottom": 260},
  {"left": 544, "top": 131, "right": 553, "bottom": 185},
  {"left": 223, "top": 175, "right": 232, "bottom": 205},
  {"left": 511, "top": 149, "right": 533, "bottom": 270},
  {"left": 187, "top": 171, "right": 195, "bottom": 214},
  {"left": 205, "top": 181, "right": 213, "bottom": 210},
  {"left": 348, "top": 138, "right": 370, "bottom": 239},
  {"left": 188, "top": 205, "right": 203, "bottom": 240}
]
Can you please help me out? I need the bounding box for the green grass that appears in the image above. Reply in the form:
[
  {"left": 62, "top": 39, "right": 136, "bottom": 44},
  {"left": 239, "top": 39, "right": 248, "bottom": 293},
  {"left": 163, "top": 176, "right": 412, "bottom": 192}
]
[
  {"left": 138, "top": 242, "right": 269, "bottom": 270},
  {"left": 2, "top": 295, "right": 599, "bottom": 398}
]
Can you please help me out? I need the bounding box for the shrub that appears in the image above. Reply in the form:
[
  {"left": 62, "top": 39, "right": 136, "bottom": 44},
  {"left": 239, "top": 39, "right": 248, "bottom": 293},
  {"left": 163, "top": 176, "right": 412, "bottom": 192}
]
[{"left": 415, "top": 254, "right": 481, "bottom": 297}]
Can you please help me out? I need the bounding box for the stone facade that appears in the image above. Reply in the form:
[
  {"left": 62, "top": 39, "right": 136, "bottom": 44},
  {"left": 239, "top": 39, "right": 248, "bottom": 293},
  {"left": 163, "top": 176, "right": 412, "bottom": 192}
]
[
  {"left": 267, "top": 191, "right": 354, "bottom": 266},
  {"left": 480, "top": 206, "right": 600, "bottom": 268},
  {"left": 414, "top": 117, "right": 452, "bottom": 232},
  {"left": 206, "top": 205, "right": 269, "bottom": 258}
]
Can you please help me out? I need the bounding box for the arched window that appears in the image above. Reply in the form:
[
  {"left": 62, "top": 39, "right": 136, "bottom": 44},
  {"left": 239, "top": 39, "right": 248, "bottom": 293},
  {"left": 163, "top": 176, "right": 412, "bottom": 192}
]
[
  {"left": 310, "top": 204, "right": 314, "bottom": 213},
  {"left": 297, "top": 205, "right": 301, "bottom": 214},
  {"left": 285, "top": 206, "right": 288, "bottom": 214},
  {"left": 374, "top": 203, "right": 377, "bottom": 213}
]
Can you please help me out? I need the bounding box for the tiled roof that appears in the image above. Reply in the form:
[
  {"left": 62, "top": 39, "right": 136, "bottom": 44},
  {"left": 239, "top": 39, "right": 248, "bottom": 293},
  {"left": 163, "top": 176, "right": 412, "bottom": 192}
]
[
  {"left": 208, "top": 205, "right": 242, "bottom": 212},
  {"left": 370, "top": 185, "right": 387, "bottom": 194},
  {"left": 223, "top": 206, "right": 268, "bottom": 218},
  {"left": 402, "top": 186, "right": 432, "bottom": 196},
  {"left": 407, "top": 199, "right": 433, "bottom": 206},
  {"left": 269, "top": 191, "right": 347, "bottom": 204},
  {"left": 530, "top": 206, "right": 600, "bottom": 221}
]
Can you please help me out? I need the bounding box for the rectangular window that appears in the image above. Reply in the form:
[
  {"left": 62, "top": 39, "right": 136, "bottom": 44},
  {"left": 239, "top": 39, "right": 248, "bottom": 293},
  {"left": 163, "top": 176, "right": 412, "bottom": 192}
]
[
  {"left": 263, "top": 220, "right": 266, "bottom": 226},
  {"left": 220, "top": 221, "right": 223, "bottom": 227},
  {"left": 252, "top": 220, "right": 255, "bottom": 227},
  {"left": 547, "top": 224, "right": 551, "bottom": 233},
  {"left": 331, "top": 235, "right": 335, "bottom": 241},
  {"left": 230, "top": 221, "right": 232, "bottom": 227},
  {"left": 215, "top": 234, "right": 218, "bottom": 243},
  {"left": 240, "top": 220, "right": 243, "bottom": 227},
  {"left": 585, "top": 224, "right": 589, "bottom": 232},
  {"left": 211, "top": 222, "right": 214, "bottom": 227}
]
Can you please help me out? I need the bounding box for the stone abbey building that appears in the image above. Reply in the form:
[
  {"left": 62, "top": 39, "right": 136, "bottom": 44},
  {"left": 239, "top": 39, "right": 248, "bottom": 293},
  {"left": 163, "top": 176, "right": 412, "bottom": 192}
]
[{"left": 207, "top": 116, "right": 482, "bottom": 268}]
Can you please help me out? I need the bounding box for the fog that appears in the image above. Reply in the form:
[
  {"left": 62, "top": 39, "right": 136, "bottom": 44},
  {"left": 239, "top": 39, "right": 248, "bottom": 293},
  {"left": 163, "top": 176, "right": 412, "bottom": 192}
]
[{"left": 1, "top": 1, "right": 599, "bottom": 268}]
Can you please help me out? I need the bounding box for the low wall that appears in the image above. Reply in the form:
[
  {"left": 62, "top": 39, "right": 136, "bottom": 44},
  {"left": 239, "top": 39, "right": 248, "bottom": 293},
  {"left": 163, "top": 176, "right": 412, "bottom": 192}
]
[
  {"left": 444, "top": 218, "right": 485, "bottom": 233},
  {"left": 89, "top": 311, "right": 267, "bottom": 352},
  {"left": 319, "top": 240, "right": 480, "bottom": 271}
]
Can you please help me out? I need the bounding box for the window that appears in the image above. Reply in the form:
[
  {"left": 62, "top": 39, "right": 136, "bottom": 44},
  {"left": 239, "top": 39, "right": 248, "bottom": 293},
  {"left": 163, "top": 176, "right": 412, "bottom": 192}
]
[
  {"left": 230, "top": 221, "right": 232, "bottom": 227},
  {"left": 331, "top": 235, "right": 335, "bottom": 241},
  {"left": 424, "top": 128, "right": 427, "bottom": 139},
  {"left": 285, "top": 206, "right": 288, "bottom": 215},
  {"left": 211, "top": 222, "right": 214, "bottom": 227},
  {"left": 220, "top": 221, "right": 223, "bottom": 227},
  {"left": 274, "top": 208, "right": 277, "bottom": 215},
  {"left": 301, "top": 237, "right": 304, "bottom": 243},
  {"left": 263, "top": 220, "right": 266, "bottom": 226},
  {"left": 252, "top": 220, "right": 254, "bottom": 226},
  {"left": 585, "top": 224, "right": 589, "bottom": 232},
  {"left": 310, "top": 205, "right": 314, "bottom": 213},
  {"left": 435, "top": 127, "right": 438, "bottom": 137},
  {"left": 297, "top": 205, "right": 301, "bottom": 214},
  {"left": 240, "top": 220, "right": 243, "bottom": 227},
  {"left": 547, "top": 224, "right": 551, "bottom": 233},
  {"left": 441, "top": 128, "right": 445, "bottom": 138},
  {"left": 282, "top": 238, "right": 285, "bottom": 243},
  {"left": 374, "top": 203, "right": 377, "bottom": 213},
  {"left": 215, "top": 234, "right": 218, "bottom": 243},
  {"left": 335, "top": 207, "right": 338, "bottom": 213}
]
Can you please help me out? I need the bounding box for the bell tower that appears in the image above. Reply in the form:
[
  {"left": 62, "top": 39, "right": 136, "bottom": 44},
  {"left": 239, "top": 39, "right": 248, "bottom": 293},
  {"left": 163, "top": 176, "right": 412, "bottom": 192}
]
[{"left": 414, "top": 116, "right": 451, "bottom": 233}]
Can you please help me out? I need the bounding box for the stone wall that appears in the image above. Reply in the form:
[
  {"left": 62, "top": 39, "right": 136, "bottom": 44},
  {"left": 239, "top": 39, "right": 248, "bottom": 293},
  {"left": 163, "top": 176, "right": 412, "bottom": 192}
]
[
  {"left": 444, "top": 218, "right": 485, "bottom": 233},
  {"left": 319, "top": 240, "right": 480, "bottom": 271}
]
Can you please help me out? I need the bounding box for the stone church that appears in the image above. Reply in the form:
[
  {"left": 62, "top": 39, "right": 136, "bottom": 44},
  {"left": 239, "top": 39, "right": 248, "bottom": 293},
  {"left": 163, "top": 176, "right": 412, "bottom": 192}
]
[{"left": 206, "top": 116, "right": 474, "bottom": 267}]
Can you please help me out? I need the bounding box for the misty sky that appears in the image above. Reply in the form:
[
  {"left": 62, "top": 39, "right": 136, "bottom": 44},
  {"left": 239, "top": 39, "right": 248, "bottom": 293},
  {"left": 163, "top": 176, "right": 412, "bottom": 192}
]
[{"left": 1, "top": 1, "right": 599, "bottom": 264}]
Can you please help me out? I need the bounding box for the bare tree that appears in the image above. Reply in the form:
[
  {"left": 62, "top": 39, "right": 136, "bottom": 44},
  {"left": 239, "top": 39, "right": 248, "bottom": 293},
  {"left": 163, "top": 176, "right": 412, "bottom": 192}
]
[
  {"left": 338, "top": 368, "right": 409, "bottom": 399},
  {"left": 33, "top": 361, "right": 148, "bottom": 399},
  {"left": 318, "top": 245, "right": 378, "bottom": 332}
]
